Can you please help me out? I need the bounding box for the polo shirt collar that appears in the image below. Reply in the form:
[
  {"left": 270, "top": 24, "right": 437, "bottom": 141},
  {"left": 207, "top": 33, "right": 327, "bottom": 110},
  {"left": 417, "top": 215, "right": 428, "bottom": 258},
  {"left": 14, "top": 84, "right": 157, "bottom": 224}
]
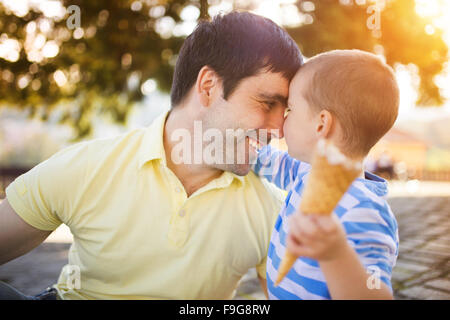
[
  {"left": 138, "top": 110, "right": 245, "bottom": 187},
  {"left": 220, "top": 170, "right": 245, "bottom": 187},
  {"left": 138, "top": 111, "right": 168, "bottom": 169}
]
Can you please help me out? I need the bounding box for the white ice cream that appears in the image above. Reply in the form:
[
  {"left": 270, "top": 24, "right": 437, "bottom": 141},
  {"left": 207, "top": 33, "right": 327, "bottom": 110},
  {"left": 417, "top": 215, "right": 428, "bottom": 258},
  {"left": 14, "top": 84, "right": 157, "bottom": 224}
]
[{"left": 316, "top": 139, "right": 363, "bottom": 170}]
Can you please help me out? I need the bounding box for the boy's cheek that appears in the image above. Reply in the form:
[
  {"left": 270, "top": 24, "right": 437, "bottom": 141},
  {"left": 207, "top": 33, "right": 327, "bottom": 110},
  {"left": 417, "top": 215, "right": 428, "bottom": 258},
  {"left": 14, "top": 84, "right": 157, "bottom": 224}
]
[
  {"left": 285, "top": 136, "right": 309, "bottom": 162},
  {"left": 284, "top": 121, "right": 301, "bottom": 154},
  {"left": 282, "top": 119, "right": 290, "bottom": 142}
]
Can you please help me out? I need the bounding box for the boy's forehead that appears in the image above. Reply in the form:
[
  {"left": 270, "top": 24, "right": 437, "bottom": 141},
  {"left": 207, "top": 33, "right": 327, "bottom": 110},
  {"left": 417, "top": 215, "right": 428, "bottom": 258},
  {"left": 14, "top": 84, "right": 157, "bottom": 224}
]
[
  {"left": 293, "top": 66, "right": 313, "bottom": 84},
  {"left": 289, "top": 68, "right": 313, "bottom": 95}
]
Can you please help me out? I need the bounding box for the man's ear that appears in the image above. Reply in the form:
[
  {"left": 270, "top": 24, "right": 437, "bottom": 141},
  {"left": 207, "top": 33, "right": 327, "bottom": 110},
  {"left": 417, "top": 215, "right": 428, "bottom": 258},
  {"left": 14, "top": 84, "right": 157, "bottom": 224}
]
[
  {"left": 196, "top": 65, "right": 220, "bottom": 107},
  {"left": 316, "top": 109, "right": 333, "bottom": 139}
]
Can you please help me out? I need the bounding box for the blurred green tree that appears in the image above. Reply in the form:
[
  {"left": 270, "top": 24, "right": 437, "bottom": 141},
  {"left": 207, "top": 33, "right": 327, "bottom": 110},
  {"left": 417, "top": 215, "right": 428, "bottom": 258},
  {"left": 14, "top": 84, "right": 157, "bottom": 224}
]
[
  {"left": 0, "top": 0, "right": 447, "bottom": 139},
  {"left": 0, "top": 0, "right": 204, "bottom": 138}
]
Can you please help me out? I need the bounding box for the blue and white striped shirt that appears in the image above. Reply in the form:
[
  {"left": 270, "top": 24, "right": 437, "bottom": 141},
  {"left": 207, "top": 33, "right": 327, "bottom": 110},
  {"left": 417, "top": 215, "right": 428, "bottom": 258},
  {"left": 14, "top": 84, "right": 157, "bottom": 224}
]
[{"left": 253, "top": 145, "right": 399, "bottom": 300}]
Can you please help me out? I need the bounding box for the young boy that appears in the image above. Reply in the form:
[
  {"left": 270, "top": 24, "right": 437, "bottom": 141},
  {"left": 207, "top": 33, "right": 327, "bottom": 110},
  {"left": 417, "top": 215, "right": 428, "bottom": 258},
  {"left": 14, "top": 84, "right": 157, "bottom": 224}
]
[{"left": 253, "top": 50, "right": 400, "bottom": 299}]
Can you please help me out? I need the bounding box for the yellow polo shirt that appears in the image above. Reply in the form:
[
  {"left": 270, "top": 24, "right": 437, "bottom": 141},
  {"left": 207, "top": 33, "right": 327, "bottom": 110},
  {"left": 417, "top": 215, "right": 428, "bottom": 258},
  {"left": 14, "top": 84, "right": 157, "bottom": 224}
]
[{"left": 5, "top": 111, "right": 284, "bottom": 300}]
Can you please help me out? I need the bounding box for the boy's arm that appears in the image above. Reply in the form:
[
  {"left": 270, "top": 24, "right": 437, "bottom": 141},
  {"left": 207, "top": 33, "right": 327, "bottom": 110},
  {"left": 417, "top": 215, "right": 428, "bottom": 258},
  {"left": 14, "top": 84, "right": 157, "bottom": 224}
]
[
  {"left": 287, "top": 209, "right": 397, "bottom": 300},
  {"left": 252, "top": 145, "right": 306, "bottom": 191},
  {"left": 319, "top": 244, "right": 393, "bottom": 299}
]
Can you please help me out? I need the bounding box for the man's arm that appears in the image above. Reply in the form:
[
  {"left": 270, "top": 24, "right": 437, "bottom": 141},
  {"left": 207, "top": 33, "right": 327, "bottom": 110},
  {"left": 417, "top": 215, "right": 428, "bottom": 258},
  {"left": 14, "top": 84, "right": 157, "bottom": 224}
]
[
  {"left": 0, "top": 199, "right": 51, "bottom": 265},
  {"left": 257, "top": 274, "right": 268, "bottom": 299}
]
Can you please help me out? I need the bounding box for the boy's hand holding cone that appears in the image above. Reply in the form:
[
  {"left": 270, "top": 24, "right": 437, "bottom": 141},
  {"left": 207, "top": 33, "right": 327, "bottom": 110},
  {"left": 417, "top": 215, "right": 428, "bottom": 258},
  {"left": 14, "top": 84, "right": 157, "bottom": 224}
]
[{"left": 275, "top": 139, "right": 362, "bottom": 286}]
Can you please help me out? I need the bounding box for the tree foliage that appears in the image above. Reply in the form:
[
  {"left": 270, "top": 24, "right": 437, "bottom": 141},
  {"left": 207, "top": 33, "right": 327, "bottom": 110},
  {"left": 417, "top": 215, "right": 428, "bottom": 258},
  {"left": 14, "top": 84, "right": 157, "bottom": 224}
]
[
  {"left": 288, "top": 0, "right": 448, "bottom": 107},
  {"left": 0, "top": 0, "right": 447, "bottom": 139},
  {"left": 0, "top": 0, "right": 197, "bottom": 137}
]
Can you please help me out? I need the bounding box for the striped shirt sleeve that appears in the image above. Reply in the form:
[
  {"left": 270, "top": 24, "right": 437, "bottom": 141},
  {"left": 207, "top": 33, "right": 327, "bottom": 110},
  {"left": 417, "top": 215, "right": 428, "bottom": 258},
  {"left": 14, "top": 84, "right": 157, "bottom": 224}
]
[
  {"left": 340, "top": 201, "right": 399, "bottom": 291},
  {"left": 252, "top": 145, "right": 306, "bottom": 191}
]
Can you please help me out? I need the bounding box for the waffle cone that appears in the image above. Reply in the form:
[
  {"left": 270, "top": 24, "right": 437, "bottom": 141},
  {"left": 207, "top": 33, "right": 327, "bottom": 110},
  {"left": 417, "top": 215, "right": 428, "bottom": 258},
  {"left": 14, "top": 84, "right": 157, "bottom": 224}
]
[
  {"left": 299, "top": 152, "right": 361, "bottom": 215},
  {"left": 275, "top": 140, "right": 361, "bottom": 286}
]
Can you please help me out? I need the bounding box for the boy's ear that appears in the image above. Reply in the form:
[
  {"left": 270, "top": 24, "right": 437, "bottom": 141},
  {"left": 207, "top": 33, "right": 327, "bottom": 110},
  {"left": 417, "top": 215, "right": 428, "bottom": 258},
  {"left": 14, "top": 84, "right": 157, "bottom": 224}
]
[
  {"left": 196, "top": 65, "right": 220, "bottom": 107},
  {"left": 316, "top": 110, "right": 333, "bottom": 139}
]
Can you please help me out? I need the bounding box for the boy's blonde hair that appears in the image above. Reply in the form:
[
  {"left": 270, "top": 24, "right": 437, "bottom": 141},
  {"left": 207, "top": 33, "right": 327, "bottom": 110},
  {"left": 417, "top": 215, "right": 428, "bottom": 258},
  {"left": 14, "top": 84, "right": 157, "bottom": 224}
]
[{"left": 300, "top": 49, "right": 399, "bottom": 158}]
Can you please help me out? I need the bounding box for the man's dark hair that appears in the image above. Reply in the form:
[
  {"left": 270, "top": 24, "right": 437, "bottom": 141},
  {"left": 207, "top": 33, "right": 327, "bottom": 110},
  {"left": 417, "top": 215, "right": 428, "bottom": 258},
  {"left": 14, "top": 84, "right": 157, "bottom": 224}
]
[{"left": 170, "top": 11, "right": 303, "bottom": 107}]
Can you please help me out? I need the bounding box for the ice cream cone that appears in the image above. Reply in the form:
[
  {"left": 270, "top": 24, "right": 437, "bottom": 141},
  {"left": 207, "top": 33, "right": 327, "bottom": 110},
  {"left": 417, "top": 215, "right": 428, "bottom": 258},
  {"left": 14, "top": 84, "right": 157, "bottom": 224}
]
[{"left": 275, "top": 139, "right": 362, "bottom": 286}]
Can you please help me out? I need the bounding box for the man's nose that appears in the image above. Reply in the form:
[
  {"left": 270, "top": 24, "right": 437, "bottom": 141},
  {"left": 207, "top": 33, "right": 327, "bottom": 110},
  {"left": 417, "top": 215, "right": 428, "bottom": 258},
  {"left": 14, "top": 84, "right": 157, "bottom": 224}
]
[{"left": 265, "top": 108, "right": 285, "bottom": 139}]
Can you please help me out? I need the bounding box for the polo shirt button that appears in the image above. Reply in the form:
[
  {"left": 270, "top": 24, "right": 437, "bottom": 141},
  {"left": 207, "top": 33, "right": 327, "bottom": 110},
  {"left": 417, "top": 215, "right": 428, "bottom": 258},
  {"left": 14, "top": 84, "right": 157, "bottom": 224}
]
[
  {"left": 178, "top": 209, "right": 186, "bottom": 217},
  {"left": 175, "top": 187, "right": 182, "bottom": 193}
]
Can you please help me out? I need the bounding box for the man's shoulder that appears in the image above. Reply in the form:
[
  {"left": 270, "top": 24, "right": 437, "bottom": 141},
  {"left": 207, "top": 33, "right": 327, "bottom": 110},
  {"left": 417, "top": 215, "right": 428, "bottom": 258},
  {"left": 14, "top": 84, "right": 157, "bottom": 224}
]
[
  {"left": 83, "top": 127, "right": 146, "bottom": 150},
  {"left": 65, "top": 128, "right": 146, "bottom": 160},
  {"left": 37, "top": 128, "right": 147, "bottom": 177},
  {"left": 243, "top": 171, "right": 286, "bottom": 207}
]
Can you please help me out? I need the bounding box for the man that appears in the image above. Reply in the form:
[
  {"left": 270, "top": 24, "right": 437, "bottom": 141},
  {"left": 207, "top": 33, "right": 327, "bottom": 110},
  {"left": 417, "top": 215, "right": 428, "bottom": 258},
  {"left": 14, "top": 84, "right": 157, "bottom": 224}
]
[{"left": 0, "top": 11, "right": 303, "bottom": 299}]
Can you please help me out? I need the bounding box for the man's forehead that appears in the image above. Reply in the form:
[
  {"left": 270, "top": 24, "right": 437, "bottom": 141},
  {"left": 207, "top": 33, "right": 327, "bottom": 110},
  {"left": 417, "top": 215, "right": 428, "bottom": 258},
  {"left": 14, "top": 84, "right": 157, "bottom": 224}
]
[
  {"left": 244, "top": 70, "right": 289, "bottom": 86},
  {"left": 236, "top": 71, "right": 289, "bottom": 101},
  {"left": 256, "top": 92, "right": 288, "bottom": 105}
]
